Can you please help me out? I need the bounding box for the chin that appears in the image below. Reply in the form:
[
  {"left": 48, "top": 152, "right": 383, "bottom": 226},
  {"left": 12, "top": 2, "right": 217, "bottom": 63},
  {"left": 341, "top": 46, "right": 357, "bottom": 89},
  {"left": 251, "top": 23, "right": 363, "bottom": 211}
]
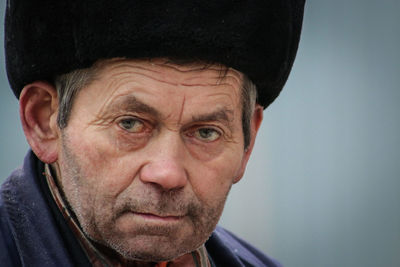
[{"left": 105, "top": 235, "right": 203, "bottom": 262}]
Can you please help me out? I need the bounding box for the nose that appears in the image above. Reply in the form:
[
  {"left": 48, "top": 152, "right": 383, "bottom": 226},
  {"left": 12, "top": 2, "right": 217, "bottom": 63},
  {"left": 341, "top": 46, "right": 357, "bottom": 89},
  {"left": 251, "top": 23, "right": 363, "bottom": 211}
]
[{"left": 139, "top": 133, "right": 188, "bottom": 191}]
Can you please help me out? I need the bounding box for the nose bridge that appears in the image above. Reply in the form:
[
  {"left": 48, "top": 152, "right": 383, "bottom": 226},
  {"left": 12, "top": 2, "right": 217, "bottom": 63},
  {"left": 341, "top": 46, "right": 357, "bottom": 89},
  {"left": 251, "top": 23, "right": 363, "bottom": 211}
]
[
  {"left": 139, "top": 129, "right": 187, "bottom": 190},
  {"left": 155, "top": 127, "right": 184, "bottom": 160}
]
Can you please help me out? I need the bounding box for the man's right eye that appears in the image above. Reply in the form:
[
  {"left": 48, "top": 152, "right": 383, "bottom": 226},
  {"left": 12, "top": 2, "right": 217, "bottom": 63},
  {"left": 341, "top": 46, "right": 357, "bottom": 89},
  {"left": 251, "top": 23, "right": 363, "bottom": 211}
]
[{"left": 118, "top": 118, "right": 145, "bottom": 133}]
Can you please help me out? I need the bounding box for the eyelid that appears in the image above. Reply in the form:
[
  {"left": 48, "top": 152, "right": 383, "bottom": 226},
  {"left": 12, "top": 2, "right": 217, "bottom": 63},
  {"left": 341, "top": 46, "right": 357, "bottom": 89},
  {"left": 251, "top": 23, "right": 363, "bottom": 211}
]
[
  {"left": 116, "top": 114, "right": 154, "bottom": 125},
  {"left": 184, "top": 124, "right": 224, "bottom": 139},
  {"left": 196, "top": 128, "right": 221, "bottom": 141},
  {"left": 116, "top": 115, "right": 154, "bottom": 133},
  {"left": 119, "top": 116, "right": 143, "bottom": 127},
  {"left": 116, "top": 115, "right": 141, "bottom": 124},
  {"left": 185, "top": 121, "right": 225, "bottom": 132}
]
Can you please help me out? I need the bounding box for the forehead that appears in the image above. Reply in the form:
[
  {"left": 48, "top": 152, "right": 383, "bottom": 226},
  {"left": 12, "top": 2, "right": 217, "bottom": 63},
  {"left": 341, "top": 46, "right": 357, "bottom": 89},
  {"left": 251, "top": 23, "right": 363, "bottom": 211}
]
[
  {"left": 93, "top": 58, "right": 243, "bottom": 89},
  {"left": 74, "top": 59, "right": 244, "bottom": 119}
]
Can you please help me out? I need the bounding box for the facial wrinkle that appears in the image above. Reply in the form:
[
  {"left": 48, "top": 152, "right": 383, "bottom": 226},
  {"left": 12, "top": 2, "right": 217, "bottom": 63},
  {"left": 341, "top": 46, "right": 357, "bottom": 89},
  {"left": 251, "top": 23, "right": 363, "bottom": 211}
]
[
  {"left": 180, "top": 82, "right": 235, "bottom": 87},
  {"left": 90, "top": 94, "right": 161, "bottom": 127},
  {"left": 108, "top": 64, "right": 162, "bottom": 75},
  {"left": 154, "top": 60, "right": 225, "bottom": 73},
  {"left": 177, "top": 94, "right": 186, "bottom": 128},
  {"left": 114, "top": 70, "right": 182, "bottom": 87},
  {"left": 105, "top": 61, "right": 215, "bottom": 87},
  {"left": 181, "top": 72, "right": 242, "bottom": 89},
  {"left": 96, "top": 58, "right": 243, "bottom": 88},
  {"left": 191, "top": 108, "right": 235, "bottom": 133}
]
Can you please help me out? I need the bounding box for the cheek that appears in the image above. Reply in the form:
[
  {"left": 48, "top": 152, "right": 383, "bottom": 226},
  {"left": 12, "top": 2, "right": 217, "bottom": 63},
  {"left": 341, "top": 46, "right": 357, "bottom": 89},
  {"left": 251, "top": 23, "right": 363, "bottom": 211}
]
[
  {"left": 188, "top": 149, "right": 244, "bottom": 203},
  {"left": 66, "top": 130, "right": 137, "bottom": 197}
]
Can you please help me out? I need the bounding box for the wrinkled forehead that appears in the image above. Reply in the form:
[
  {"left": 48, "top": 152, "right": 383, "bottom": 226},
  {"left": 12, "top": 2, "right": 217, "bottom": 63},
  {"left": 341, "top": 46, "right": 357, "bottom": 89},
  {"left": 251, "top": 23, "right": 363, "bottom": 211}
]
[
  {"left": 92, "top": 58, "right": 244, "bottom": 85},
  {"left": 83, "top": 58, "right": 244, "bottom": 106},
  {"left": 72, "top": 58, "right": 245, "bottom": 119}
]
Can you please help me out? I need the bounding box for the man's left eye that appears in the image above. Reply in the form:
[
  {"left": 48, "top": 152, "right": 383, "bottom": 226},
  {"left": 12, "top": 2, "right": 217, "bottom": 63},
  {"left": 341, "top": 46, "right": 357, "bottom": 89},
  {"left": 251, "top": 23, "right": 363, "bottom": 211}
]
[
  {"left": 193, "top": 128, "right": 221, "bottom": 142},
  {"left": 118, "top": 118, "right": 145, "bottom": 133}
]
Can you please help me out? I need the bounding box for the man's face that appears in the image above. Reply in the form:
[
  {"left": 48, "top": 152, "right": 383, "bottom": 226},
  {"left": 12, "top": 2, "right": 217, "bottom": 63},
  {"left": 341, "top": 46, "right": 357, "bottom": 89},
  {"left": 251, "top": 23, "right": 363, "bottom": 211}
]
[{"left": 55, "top": 59, "right": 252, "bottom": 261}]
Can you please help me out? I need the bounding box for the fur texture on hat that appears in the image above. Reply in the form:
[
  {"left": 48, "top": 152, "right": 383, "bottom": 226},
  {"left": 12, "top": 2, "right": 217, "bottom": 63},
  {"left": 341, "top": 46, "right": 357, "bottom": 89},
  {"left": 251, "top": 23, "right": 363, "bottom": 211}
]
[{"left": 5, "top": 0, "right": 305, "bottom": 108}]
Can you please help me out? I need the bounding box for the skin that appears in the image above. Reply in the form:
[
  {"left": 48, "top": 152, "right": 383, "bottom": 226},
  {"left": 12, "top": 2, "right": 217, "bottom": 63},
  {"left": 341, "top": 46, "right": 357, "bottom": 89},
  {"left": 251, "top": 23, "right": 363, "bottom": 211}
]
[{"left": 19, "top": 58, "right": 263, "bottom": 264}]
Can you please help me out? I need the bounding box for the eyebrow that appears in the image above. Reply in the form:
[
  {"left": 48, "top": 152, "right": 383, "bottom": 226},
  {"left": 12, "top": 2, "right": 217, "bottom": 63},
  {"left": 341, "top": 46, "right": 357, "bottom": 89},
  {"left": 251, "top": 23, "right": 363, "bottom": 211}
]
[
  {"left": 191, "top": 108, "right": 235, "bottom": 130},
  {"left": 108, "top": 95, "right": 161, "bottom": 118}
]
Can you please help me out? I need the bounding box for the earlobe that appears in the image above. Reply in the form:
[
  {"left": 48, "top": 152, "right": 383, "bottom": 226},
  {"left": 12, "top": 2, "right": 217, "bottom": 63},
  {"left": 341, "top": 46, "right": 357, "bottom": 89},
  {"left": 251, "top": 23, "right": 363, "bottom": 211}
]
[
  {"left": 233, "top": 104, "right": 264, "bottom": 184},
  {"left": 19, "top": 81, "right": 60, "bottom": 163}
]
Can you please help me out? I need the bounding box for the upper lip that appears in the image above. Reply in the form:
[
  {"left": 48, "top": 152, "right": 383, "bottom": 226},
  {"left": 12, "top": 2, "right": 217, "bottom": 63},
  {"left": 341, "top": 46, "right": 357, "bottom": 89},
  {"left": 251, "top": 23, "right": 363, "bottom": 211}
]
[{"left": 133, "top": 211, "right": 184, "bottom": 218}]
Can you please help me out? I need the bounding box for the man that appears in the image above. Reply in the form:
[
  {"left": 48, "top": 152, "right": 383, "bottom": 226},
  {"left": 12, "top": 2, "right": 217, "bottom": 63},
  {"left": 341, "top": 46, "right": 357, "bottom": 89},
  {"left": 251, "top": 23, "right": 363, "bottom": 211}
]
[{"left": 0, "top": 1, "right": 305, "bottom": 266}]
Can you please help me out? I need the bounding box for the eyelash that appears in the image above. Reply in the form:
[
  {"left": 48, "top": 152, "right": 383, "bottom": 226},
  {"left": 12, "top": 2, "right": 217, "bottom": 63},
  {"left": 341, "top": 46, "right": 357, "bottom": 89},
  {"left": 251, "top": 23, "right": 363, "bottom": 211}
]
[
  {"left": 185, "top": 126, "right": 223, "bottom": 143},
  {"left": 116, "top": 116, "right": 151, "bottom": 134},
  {"left": 115, "top": 116, "right": 224, "bottom": 143}
]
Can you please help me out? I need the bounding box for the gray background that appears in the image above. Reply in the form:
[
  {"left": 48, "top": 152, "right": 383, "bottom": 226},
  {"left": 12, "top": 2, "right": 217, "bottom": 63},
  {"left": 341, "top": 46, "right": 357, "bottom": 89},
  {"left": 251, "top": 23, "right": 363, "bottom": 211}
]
[{"left": 1, "top": 1, "right": 399, "bottom": 266}]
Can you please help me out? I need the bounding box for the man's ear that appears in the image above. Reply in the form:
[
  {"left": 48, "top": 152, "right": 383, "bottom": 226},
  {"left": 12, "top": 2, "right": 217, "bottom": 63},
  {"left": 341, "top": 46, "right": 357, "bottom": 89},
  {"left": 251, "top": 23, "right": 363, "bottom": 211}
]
[
  {"left": 233, "top": 104, "right": 264, "bottom": 183},
  {"left": 19, "top": 81, "right": 60, "bottom": 163}
]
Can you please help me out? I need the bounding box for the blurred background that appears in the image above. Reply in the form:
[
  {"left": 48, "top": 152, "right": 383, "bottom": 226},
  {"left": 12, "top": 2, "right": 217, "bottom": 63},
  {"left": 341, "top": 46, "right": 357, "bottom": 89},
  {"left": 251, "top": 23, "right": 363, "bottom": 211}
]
[{"left": 1, "top": 1, "right": 399, "bottom": 266}]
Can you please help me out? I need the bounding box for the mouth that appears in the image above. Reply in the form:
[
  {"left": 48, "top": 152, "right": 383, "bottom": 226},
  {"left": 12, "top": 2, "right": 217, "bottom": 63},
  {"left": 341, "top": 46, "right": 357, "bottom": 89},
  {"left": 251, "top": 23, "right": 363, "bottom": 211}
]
[
  {"left": 113, "top": 211, "right": 187, "bottom": 237},
  {"left": 133, "top": 212, "right": 184, "bottom": 222}
]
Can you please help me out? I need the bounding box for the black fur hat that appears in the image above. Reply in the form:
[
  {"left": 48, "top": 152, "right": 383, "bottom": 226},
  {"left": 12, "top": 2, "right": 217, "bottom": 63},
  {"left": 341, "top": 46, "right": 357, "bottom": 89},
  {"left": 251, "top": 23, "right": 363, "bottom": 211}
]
[{"left": 5, "top": 0, "right": 305, "bottom": 108}]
